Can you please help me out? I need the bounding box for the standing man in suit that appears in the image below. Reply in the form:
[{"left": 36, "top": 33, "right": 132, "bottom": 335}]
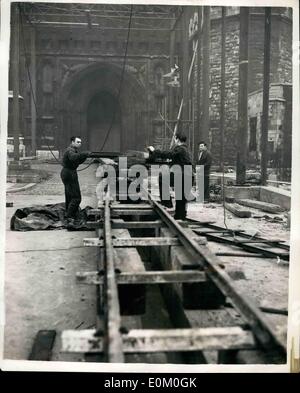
[
  {"left": 197, "top": 141, "right": 212, "bottom": 202},
  {"left": 147, "top": 132, "right": 193, "bottom": 220}
]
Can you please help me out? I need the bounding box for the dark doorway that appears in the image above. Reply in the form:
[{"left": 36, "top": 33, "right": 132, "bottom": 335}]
[{"left": 87, "top": 91, "right": 121, "bottom": 152}]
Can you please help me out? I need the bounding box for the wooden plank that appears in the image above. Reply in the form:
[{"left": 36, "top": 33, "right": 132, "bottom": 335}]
[
  {"left": 28, "top": 330, "right": 56, "bottom": 360},
  {"left": 92, "top": 204, "right": 153, "bottom": 212},
  {"left": 225, "top": 202, "right": 251, "bottom": 218},
  {"left": 236, "top": 199, "right": 285, "bottom": 213},
  {"left": 113, "top": 209, "right": 155, "bottom": 216},
  {"left": 113, "top": 204, "right": 152, "bottom": 210},
  {"left": 112, "top": 221, "right": 164, "bottom": 229},
  {"left": 62, "top": 326, "right": 255, "bottom": 353},
  {"left": 84, "top": 237, "right": 207, "bottom": 247},
  {"left": 76, "top": 270, "right": 207, "bottom": 285},
  {"left": 86, "top": 220, "right": 164, "bottom": 229}
]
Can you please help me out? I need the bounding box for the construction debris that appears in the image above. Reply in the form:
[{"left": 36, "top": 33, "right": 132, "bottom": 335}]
[
  {"left": 236, "top": 199, "right": 285, "bottom": 214},
  {"left": 224, "top": 202, "right": 251, "bottom": 218}
]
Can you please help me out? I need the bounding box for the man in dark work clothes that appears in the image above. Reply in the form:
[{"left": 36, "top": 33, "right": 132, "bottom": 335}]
[
  {"left": 61, "top": 136, "right": 90, "bottom": 223},
  {"left": 147, "top": 132, "right": 193, "bottom": 220},
  {"left": 197, "top": 141, "right": 212, "bottom": 202}
]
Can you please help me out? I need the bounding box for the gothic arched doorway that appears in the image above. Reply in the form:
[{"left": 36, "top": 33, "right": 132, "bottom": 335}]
[
  {"left": 87, "top": 91, "right": 121, "bottom": 152},
  {"left": 59, "top": 62, "right": 147, "bottom": 154}
]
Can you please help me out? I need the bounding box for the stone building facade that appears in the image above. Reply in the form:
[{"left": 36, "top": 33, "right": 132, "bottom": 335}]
[
  {"left": 10, "top": 4, "right": 292, "bottom": 167},
  {"left": 248, "top": 83, "right": 292, "bottom": 178},
  {"left": 13, "top": 3, "right": 175, "bottom": 155},
  {"left": 186, "top": 6, "right": 292, "bottom": 165}
]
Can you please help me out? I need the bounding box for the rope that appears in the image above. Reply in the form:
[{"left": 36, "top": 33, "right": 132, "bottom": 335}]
[{"left": 78, "top": 5, "right": 133, "bottom": 171}]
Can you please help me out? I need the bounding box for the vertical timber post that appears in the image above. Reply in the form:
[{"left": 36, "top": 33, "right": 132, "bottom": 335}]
[
  {"left": 182, "top": 8, "right": 190, "bottom": 135},
  {"left": 196, "top": 6, "right": 202, "bottom": 161},
  {"left": 202, "top": 6, "right": 210, "bottom": 145},
  {"left": 261, "top": 8, "right": 272, "bottom": 185},
  {"left": 220, "top": 7, "right": 226, "bottom": 171},
  {"left": 12, "top": 4, "right": 20, "bottom": 162},
  {"left": 236, "top": 7, "right": 249, "bottom": 185},
  {"left": 169, "top": 15, "right": 176, "bottom": 132},
  {"left": 30, "top": 26, "right": 37, "bottom": 156}
]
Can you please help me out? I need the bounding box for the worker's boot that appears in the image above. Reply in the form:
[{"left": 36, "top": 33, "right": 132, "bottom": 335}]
[{"left": 65, "top": 217, "right": 75, "bottom": 229}]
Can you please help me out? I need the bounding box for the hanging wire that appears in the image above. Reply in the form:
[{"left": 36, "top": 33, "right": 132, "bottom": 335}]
[
  {"left": 98, "top": 5, "right": 133, "bottom": 152},
  {"left": 77, "top": 4, "right": 133, "bottom": 171},
  {"left": 18, "top": 4, "right": 134, "bottom": 172}
]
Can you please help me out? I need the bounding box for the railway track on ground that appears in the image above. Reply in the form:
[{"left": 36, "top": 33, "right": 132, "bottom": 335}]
[
  {"left": 186, "top": 218, "right": 290, "bottom": 262},
  {"left": 61, "top": 186, "right": 287, "bottom": 364}
]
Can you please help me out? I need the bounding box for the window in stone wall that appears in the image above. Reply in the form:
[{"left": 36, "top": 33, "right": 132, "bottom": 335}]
[
  {"left": 42, "top": 63, "right": 53, "bottom": 93},
  {"left": 40, "top": 39, "right": 52, "bottom": 50},
  {"left": 59, "top": 40, "right": 69, "bottom": 50},
  {"left": 74, "top": 40, "right": 84, "bottom": 50},
  {"left": 154, "top": 65, "right": 165, "bottom": 92},
  {"left": 210, "top": 7, "right": 221, "bottom": 19},
  {"left": 40, "top": 122, "right": 55, "bottom": 148},
  {"left": 106, "top": 41, "right": 117, "bottom": 52},
  {"left": 122, "top": 41, "right": 134, "bottom": 52},
  {"left": 43, "top": 94, "right": 53, "bottom": 115},
  {"left": 91, "top": 41, "right": 101, "bottom": 50},
  {"left": 153, "top": 42, "right": 165, "bottom": 54},
  {"left": 268, "top": 140, "right": 274, "bottom": 154},
  {"left": 154, "top": 95, "right": 164, "bottom": 116},
  {"left": 226, "top": 7, "right": 240, "bottom": 16},
  {"left": 273, "top": 7, "right": 292, "bottom": 18}
]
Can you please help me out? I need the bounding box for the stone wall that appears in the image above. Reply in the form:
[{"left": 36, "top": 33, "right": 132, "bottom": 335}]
[
  {"left": 13, "top": 4, "right": 292, "bottom": 159},
  {"left": 189, "top": 7, "right": 292, "bottom": 165},
  {"left": 18, "top": 5, "right": 173, "bottom": 152}
]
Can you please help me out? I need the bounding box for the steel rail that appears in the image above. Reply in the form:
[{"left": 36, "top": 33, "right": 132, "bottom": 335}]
[
  {"left": 144, "top": 188, "right": 286, "bottom": 357},
  {"left": 187, "top": 219, "right": 289, "bottom": 261},
  {"left": 187, "top": 218, "right": 290, "bottom": 251},
  {"left": 103, "top": 189, "right": 124, "bottom": 362}
]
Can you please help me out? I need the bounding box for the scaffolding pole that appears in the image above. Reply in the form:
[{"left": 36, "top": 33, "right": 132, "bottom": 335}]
[
  {"left": 182, "top": 10, "right": 190, "bottom": 133},
  {"left": 236, "top": 7, "right": 249, "bottom": 185},
  {"left": 12, "top": 5, "right": 20, "bottom": 161},
  {"left": 220, "top": 7, "right": 226, "bottom": 171},
  {"left": 261, "top": 8, "right": 272, "bottom": 185},
  {"left": 202, "top": 6, "right": 210, "bottom": 145},
  {"left": 196, "top": 7, "right": 203, "bottom": 160},
  {"left": 30, "top": 26, "right": 37, "bottom": 156},
  {"left": 170, "top": 41, "right": 198, "bottom": 148}
]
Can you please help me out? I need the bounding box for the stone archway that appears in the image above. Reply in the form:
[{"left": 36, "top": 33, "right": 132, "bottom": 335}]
[
  {"left": 87, "top": 91, "right": 121, "bottom": 152},
  {"left": 59, "top": 62, "right": 146, "bottom": 153}
]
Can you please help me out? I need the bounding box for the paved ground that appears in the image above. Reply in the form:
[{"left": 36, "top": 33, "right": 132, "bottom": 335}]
[
  {"left": 3, "top": 162, "right": 290, "bottom": 363},
  {"left": 4, "top": 163, "right": 99, "bottom": 361}
]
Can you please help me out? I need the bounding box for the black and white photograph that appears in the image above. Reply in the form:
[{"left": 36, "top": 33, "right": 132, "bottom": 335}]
[{"left": 0, "top": 0, "right": 299, "bottom": 372}]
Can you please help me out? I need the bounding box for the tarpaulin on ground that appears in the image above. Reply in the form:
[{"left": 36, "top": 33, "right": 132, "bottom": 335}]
[{"left": 10, "top": 203, "right": 95, "bottom": 231}]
